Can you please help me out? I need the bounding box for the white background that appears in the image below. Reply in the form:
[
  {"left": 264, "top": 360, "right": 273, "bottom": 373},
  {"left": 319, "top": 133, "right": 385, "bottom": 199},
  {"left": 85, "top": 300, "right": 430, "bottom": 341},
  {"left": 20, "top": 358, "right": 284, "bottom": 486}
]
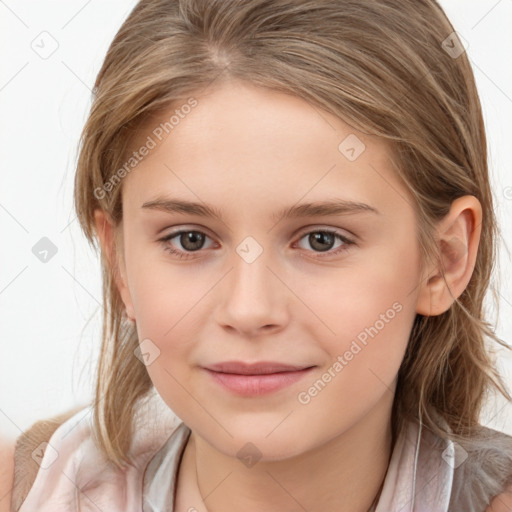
[{"left": 1, "top": 0, "right": 511, "bottom": 440}]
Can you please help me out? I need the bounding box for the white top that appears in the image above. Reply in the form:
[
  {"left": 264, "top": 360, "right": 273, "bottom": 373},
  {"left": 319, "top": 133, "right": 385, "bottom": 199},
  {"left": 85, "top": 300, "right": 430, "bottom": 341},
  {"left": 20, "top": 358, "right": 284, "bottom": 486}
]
[{"left": 16, "top": 390, "right": 511, "bottom": 511}]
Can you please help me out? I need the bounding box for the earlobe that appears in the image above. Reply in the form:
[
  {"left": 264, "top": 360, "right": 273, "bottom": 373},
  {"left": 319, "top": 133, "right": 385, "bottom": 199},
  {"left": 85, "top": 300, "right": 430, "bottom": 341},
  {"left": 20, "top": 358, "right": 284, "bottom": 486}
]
[
  {"left": 93, "top": 209, "right": 136, "bottom": 322},
  {"left": 416, "top": 196, "right": 482, "bottom": 317}
]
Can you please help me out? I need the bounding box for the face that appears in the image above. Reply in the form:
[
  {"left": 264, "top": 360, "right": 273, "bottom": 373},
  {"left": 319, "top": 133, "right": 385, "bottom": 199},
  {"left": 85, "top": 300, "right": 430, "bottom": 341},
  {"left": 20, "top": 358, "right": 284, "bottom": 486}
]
[{"left": 114, "top": 79, "right": 424, "bottom": 460}]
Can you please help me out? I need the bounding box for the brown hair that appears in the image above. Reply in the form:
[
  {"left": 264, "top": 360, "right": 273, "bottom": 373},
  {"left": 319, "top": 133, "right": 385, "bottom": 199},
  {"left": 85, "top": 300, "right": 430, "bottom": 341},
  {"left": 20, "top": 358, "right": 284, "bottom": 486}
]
[{"left": 74, "top": 0, "right": 512, "bottom": 469}]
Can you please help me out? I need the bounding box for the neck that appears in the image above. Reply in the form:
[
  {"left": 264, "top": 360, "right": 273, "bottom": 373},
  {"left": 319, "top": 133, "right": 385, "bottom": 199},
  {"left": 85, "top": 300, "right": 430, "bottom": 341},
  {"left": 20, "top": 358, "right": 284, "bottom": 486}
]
[{"left": 177, "top": 396, "right": 394, "bottom": 512}]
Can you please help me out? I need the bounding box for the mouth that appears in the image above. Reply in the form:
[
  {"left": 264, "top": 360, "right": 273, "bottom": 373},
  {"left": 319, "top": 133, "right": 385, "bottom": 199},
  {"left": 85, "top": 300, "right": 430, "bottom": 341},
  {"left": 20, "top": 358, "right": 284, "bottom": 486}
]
[
  {"left": 205, "top": 361, "right": 314, "bottom": 375},
  {"left": 202, "top": 361, "right": 315, "bottom": 396}
]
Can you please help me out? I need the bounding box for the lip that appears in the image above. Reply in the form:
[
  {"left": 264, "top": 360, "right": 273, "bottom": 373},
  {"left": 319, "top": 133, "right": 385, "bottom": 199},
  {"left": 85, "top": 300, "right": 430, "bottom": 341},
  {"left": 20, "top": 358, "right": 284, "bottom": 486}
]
[
  {"left": 205, "top": 361, "right": 313, "bottom": 374},
  {"left": 203, "top": 361, "right": 315, "bottom": 396}
]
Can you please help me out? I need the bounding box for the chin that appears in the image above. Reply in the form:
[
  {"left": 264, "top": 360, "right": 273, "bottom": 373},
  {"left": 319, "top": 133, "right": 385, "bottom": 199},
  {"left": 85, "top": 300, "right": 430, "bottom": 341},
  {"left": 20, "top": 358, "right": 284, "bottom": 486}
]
[{"left": 210, "top": 424, "right": 310, "bottom": 462}]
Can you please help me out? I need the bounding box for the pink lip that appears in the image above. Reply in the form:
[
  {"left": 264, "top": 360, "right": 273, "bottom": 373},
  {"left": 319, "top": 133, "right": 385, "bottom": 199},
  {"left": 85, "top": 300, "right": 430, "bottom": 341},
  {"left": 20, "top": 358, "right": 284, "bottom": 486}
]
[
  {"left": 203, "top": 361, "right": 315, "bottom": 396},
  {"left": 205, "top": 361, "right": 312, "bottom": 374}
]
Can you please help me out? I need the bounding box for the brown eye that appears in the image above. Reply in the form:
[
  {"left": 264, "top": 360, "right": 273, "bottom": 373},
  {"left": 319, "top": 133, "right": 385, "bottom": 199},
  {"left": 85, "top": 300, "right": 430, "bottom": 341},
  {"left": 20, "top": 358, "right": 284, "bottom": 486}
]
[
  {"left": 174, "top": 231, "right": 206, "bottom": 251},
  {"left": 307, "top": 232, "right": 336, "bottom": 252},
  {"left": 158, "top": 227, "right": 355, "bottom": 261},
  {"left": 158, "top": 230, "right": 213, "bottom": 259},
  {"left": 295, "top": 229, "right": 355, "bottom": 257}
]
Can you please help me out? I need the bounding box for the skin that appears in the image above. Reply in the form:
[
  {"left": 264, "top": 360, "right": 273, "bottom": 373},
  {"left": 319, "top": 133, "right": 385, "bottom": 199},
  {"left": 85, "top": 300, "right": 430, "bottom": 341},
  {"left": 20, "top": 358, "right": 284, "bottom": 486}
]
[
  {"left": 0, "top": 435, "right": 15, "bottom": 512},
  {"left": 95, "top": 79, "right": 482, "bottom": 512},
  {"left": 487, "top": 490, "right": 512, "bottom": 512}
]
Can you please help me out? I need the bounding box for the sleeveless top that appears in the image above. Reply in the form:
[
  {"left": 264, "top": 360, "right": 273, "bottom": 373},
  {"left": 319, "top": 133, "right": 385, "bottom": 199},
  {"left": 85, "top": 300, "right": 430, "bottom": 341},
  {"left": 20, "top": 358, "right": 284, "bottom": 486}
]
[{"left": 15, "top": 390, "right": 512, "bottom": 512}]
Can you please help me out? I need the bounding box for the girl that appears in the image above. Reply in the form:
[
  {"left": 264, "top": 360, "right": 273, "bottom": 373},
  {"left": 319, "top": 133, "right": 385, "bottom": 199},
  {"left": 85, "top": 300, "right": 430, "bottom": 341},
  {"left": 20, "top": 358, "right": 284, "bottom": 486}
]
[{"left": 10, "top": 0, "right": 512, "bottom": 511}]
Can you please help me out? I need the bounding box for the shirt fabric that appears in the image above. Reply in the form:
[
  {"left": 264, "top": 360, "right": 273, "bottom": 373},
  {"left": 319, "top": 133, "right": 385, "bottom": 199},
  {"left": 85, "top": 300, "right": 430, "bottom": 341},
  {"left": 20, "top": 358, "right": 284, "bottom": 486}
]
[{"left": 16, "top": 390, "right": 512, "bottom": 512}]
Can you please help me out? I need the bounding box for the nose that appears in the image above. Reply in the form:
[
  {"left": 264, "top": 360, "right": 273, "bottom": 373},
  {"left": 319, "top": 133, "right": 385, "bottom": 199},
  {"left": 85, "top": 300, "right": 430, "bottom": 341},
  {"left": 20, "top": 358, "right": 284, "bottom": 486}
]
[{"left": 213, "top": 241, "right": 289, "bottom": 337}]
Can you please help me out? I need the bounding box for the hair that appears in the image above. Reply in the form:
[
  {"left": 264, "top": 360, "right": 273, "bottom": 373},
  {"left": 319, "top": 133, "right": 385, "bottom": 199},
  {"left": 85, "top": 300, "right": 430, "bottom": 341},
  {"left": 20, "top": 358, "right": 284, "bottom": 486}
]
[{"left": 73, "top": 0, "right": 512, "bottom": 470}]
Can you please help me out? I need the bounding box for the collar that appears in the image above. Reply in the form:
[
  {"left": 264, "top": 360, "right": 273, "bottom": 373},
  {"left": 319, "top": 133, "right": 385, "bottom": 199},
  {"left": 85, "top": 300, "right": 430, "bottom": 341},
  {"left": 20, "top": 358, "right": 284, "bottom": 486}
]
[
  {"left": 375, "top": 414, "right": 454, "bottom": 512},
  {"left": 143, "top": 414, "right": 455, "bottom": 512}
]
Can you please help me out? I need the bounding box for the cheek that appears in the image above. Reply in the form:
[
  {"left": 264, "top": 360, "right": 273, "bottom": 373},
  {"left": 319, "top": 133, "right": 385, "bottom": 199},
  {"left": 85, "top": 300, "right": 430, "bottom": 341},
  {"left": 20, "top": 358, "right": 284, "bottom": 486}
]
[
  {"left": 129, "top": 264, "right": 202, "bottom": 411},
  {"left": 131, "top": 275, "right": 199, "bottom": 358},
  {"left": 126, "top": 221, "right": 420, "bottom": 404},
  {"left": 125, "top": 238, "right": 197, "bottom": 338},
  {"left": 123, "top": 249, "right": 197, "bottom": 389},
  {"left": 292, "top": 238, "right": 420, "bottom": 381},
  {"left": 292, "top": 265, "right": 417, "bottom": 438},
  {"left": 300, "top": 251, "right": 417, "bottom": 338}
]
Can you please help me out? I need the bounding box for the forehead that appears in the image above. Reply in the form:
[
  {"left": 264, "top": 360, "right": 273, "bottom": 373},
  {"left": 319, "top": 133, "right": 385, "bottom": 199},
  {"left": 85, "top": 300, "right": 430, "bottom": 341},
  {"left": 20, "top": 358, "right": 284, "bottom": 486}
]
[
  {"left": 120, "top": 81, "right": 412, "bottom": 219},
  {"left": 126, "top": 80, "right": 390, "bottom": 161}
]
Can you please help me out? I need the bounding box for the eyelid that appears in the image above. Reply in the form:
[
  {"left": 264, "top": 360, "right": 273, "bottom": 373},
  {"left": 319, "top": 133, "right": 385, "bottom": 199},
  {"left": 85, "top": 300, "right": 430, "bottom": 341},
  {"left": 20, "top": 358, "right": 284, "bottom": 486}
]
[
  {"left": 292, "top": 227, "right": 356, "bottom": 256},
  {"left": 294, "top": 224, "right": 355, "bottom": 241},
  {"left": 158, "top": 224, "right": 356, "bottom": 260},
  {"left": 158, "top": 225, "right": 355, "bottom": 244},
  {"left": 158, "top": 227, "right": 217, "bottom": 248}
]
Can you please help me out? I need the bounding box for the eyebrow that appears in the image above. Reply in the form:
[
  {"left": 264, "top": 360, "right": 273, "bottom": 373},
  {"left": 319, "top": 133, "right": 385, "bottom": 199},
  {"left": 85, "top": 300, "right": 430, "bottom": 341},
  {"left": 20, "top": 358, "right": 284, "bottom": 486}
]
[{"left": 140, "top": 197, "right": 379, "bottom": 223}]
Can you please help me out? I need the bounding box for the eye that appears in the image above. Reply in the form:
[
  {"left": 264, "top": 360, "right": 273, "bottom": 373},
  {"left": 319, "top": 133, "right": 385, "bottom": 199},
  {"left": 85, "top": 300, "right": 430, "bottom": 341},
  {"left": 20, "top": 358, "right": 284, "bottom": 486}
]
[
  {"left": 294, "top": 229, "right": 355, "bottom": 257},
  {"left": 158, "top": 229, "right": 215, "bottom": 260},
  {"left": 158, "top": 227, "right": 355, "bottom": 260}
]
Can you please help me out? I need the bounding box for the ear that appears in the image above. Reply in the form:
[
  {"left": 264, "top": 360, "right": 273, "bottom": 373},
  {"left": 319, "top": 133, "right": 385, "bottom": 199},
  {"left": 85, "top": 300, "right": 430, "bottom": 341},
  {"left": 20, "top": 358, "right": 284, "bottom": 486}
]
[
  {"left": 416, "top": 195, "right": 482, "bottom": 316},
  {"left": 93, "top": 209, "right": 136, "bottom": 322}
]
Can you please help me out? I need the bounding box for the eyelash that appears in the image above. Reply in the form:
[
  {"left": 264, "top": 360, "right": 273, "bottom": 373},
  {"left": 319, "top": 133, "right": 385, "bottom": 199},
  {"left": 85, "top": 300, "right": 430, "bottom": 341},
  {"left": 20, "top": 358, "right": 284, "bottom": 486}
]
[{"left": 158, "top": 228, "right": 355, "bottom": 260}]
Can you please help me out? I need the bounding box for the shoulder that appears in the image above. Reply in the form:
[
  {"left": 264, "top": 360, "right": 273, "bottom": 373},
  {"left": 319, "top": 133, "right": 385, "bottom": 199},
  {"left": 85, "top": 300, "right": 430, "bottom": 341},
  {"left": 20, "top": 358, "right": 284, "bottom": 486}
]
[
  {"left": 12, "top": 392, "right": 183, "bottom": 512},
  {"left": 485, "top": 485, "right": 512, "bottom": 512},
  {"left": 0, "top": 435, "right": 15, "bottom": 512},
  {"left": 449, "top": 424, "right": 512, "bottom": 512},
  {"left": 10, "top": 405, "right": 86, "bottom": 512}
]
